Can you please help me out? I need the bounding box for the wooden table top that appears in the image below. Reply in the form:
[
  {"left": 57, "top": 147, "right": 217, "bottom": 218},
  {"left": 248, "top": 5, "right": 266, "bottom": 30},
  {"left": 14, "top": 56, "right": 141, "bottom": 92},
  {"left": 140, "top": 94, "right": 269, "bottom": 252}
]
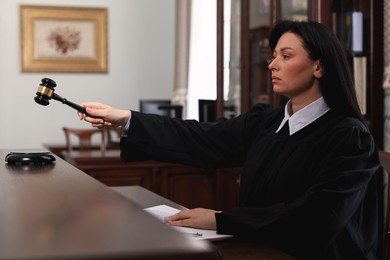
[{"left": 0, "top": 149, "right": 215, "bottom": 260}]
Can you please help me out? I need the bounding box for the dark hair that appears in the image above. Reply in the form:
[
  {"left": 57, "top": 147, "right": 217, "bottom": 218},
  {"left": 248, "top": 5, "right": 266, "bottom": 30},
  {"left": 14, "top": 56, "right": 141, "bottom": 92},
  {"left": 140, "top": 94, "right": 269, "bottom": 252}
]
[{"left": 268, "top": 20, "right": 365, "bottom": 124}]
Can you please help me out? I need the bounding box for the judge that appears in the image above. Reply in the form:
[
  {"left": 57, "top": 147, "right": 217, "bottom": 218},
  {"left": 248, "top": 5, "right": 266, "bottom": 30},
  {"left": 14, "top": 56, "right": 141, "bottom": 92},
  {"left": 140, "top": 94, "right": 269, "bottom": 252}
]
[{"left": 78, "top": 20, "right": 381, "bottom": 260}]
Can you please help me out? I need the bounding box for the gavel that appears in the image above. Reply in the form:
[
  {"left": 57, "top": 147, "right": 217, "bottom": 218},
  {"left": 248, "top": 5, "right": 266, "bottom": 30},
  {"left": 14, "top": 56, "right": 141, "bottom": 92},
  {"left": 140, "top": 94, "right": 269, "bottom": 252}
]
[{"left": 34, "top": 78, "right": 90, "bottom": 116}]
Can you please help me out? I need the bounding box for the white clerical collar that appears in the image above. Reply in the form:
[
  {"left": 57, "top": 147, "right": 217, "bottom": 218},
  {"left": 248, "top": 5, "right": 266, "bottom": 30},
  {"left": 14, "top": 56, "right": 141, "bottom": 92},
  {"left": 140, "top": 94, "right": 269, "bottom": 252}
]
[{"left": 276, "top": 97, "right": 331, "bottom": 135}]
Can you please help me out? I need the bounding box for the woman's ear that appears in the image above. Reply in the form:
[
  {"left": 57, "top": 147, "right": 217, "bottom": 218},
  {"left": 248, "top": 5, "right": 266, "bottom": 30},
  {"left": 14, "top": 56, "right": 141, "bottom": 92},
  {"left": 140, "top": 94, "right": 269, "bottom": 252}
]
[{"left": 313, "top": 60, "right": 324, "bottom": 79}]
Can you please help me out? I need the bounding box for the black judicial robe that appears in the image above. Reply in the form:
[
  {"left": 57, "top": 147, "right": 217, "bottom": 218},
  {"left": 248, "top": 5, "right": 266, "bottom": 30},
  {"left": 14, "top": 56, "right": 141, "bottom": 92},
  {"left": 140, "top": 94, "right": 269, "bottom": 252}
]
[{"left": 120, "top": 104, "right": 381, "bottom": 260}]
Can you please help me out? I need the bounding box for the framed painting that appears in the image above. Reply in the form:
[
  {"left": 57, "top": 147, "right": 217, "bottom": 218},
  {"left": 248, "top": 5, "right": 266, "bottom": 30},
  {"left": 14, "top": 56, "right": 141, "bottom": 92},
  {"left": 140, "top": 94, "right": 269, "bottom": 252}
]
[{"left": 20, "top": 5, "right": 108, "bottom": 73}]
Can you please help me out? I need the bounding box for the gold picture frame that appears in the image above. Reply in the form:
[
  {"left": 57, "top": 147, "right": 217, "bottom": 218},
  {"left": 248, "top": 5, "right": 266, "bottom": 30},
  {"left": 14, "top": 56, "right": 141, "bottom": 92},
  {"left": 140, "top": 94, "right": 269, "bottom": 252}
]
[{"left": 20, "top": 5, "right": 108, "bottom": 73}]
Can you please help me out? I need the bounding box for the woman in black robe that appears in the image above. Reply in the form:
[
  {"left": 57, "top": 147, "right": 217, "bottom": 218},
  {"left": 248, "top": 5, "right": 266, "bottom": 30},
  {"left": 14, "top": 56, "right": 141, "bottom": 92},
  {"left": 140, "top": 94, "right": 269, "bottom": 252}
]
[{"left": 79, "top": 20, "right": 381, "bottom": 260}]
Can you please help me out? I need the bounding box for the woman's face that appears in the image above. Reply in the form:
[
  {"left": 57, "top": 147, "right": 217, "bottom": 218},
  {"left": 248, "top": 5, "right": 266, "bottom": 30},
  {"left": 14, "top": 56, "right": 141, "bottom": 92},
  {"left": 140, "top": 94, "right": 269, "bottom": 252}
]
[{"left": 268, "top": 32, "right": 323, "bottom": 100}]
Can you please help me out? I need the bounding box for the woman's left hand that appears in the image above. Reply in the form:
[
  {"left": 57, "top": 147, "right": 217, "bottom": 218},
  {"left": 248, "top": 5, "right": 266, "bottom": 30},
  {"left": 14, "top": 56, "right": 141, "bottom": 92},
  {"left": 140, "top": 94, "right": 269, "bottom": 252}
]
[{"left": 164, "top": 208, "right": 221, "bottom": 230}]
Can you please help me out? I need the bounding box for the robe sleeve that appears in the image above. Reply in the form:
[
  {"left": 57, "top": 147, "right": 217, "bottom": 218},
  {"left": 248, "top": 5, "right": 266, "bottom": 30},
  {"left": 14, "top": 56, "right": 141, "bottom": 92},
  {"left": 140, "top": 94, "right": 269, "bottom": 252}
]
[{"left": 120, "top": 104, "right": 272, "bottom": 168}]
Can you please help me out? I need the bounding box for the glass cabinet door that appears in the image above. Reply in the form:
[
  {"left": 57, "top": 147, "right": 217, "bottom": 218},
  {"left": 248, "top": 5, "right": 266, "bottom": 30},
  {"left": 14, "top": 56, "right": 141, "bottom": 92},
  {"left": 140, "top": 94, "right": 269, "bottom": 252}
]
[
  {"left": 280, "top": 0, "right": 308, "bottom": 21},
  {"left": 218, "top": 0, "right": 330, "bottom": 115},
  {"left": 246, "top": 0, "right": 310, "bottom": 111}
]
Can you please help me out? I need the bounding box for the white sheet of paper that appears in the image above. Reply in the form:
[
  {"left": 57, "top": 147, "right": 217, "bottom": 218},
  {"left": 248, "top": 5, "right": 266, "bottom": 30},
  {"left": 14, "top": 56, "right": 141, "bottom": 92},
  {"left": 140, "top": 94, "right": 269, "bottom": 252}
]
[{"left": 144, "top": 204, "right": 232, "bottom": 241}]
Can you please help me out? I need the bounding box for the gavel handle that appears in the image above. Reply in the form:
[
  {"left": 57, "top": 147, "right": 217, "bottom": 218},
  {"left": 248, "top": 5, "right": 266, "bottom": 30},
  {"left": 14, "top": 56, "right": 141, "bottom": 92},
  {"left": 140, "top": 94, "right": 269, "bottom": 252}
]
[{"left": 52, "top": 93, "right": 89, "bottom": 116}]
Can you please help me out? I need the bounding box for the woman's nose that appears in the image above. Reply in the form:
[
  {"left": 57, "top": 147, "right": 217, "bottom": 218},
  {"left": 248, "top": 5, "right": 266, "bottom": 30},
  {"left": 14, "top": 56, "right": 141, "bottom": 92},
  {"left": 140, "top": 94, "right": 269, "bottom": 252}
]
[{"left": 267, "top": 57, "right": 276, "bottom": 70}]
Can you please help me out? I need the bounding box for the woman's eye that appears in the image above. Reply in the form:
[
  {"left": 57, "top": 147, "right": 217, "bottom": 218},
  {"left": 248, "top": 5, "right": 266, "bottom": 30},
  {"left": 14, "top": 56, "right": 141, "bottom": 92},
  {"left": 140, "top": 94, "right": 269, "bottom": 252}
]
[{"left": 267, "top": 54, "right": 290, "bottom": 63}]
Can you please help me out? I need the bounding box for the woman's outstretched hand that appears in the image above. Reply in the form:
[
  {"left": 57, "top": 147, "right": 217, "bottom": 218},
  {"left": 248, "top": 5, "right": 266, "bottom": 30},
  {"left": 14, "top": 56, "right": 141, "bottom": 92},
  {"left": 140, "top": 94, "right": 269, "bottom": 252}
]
[
  {"left": 78, "top": 102, "right": 131, "bottom": 129},
  {"left": 164, "top": 208, "right": 221, "bottom": 230}
]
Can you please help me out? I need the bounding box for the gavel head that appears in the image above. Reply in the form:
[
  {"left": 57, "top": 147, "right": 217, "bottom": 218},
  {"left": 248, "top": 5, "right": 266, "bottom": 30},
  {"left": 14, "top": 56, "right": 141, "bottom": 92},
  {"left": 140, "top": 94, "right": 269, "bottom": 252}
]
[{"left": 34, "top": 78, "right": 57, "bottom": 106}]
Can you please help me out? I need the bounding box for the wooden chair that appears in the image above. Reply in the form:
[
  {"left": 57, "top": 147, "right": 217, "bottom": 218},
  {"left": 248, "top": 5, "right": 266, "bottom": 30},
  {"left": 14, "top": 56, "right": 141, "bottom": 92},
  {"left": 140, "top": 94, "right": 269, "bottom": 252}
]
[
  {"left": 378, "top": 150, "right": 390, "bottom": 260},
  {"left": 62, "top": 127, "right": 107, "bottom": 152},
  {"left": 107, "top": 127, "right": 122, "bottom": 148}
]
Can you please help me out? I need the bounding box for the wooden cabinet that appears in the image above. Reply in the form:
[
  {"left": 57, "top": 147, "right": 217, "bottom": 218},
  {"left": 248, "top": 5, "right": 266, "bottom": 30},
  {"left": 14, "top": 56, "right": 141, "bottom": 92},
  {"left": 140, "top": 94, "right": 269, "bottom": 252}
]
[
  {"left": 95, "top": 162, "right": 241, "bottom": 210},
  {"left": 87, "top": 163, "right": 155, "bottom": 189},
  {"left": 217, "top": 0, "right": 384, "bottom": 147},
  {"left": 46, "top": 145, "right": 241, "bottom": 210},
  {"left": 90, "top": 160, "right": 241, "bottom": 210},
  {"left": 159, "top": 166, "right": 216, "bottom": 209}
]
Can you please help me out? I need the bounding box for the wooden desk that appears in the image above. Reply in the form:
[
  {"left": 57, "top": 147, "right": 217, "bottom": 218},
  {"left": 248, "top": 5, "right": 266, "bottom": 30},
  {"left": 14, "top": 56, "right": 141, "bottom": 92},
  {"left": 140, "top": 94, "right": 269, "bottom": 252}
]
[
  {"left": 43, "top": 143, "right": 119, "bottom": 160},
  {"left": 62, "top": 149, "right": 123, "bottom": 167},
  {"left": 61, "top": 149, "right": 241, "bottom": 210},
  {"left": 111, "top": 186, "right": 297, "bottom": 260},
  {"left": 0, "top": 149, "right": 216, "bottom": 260}
]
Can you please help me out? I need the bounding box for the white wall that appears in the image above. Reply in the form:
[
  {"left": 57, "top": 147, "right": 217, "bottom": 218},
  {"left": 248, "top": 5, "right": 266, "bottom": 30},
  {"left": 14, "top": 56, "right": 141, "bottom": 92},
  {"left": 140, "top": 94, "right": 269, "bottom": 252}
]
[
  {"left": 186, "top": 0, "right": 216, "bottom": 120},
  {"left": 0, "top": 0, "right": 175, "bottom": 149}
]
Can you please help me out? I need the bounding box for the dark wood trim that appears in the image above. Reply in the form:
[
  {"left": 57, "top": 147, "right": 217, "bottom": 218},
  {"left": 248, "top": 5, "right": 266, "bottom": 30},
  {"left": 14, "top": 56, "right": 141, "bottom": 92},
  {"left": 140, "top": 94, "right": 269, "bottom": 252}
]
[
  {"left": 369, "top": 0, "right": 384, "bottom": 148},
  {"left": 216, "top": 0, "right": 224, "bottom": 118},
  {"left": 240, "top": 0, "right": 251, "bottom": 113},
  {"left": 308, "top": 0, "right": 331, "bottom": 27}
]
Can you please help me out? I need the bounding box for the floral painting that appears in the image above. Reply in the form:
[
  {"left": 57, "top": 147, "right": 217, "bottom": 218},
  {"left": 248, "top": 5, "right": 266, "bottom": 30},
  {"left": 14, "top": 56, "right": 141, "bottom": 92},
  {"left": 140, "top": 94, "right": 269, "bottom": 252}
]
[
  {"left": 34, "top": 20, "right": 94, "bottom": 59},
  {"left": 20, "top": 5, "right": 108, "bottom": 73},
  {"left": 47, "top": 27, "right": 81, "bottom": 55}
]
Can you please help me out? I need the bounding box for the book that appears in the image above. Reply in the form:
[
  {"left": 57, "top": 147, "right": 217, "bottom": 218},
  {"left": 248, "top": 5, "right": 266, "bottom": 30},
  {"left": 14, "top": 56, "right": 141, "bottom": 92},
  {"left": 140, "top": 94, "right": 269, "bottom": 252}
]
[
  {"left": 345, "top": 11, "right": 363, "bottom": 53},
  {"left": 353, "top": 56, "right": 367, "bottom": 114}
]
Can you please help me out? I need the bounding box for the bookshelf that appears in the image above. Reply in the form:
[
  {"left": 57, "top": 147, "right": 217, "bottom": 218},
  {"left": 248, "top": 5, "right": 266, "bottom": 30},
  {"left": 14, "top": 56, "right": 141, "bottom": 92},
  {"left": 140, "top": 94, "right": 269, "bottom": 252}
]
[{"left": 329, "top": 0, "right": 384, "bottom": 148}]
